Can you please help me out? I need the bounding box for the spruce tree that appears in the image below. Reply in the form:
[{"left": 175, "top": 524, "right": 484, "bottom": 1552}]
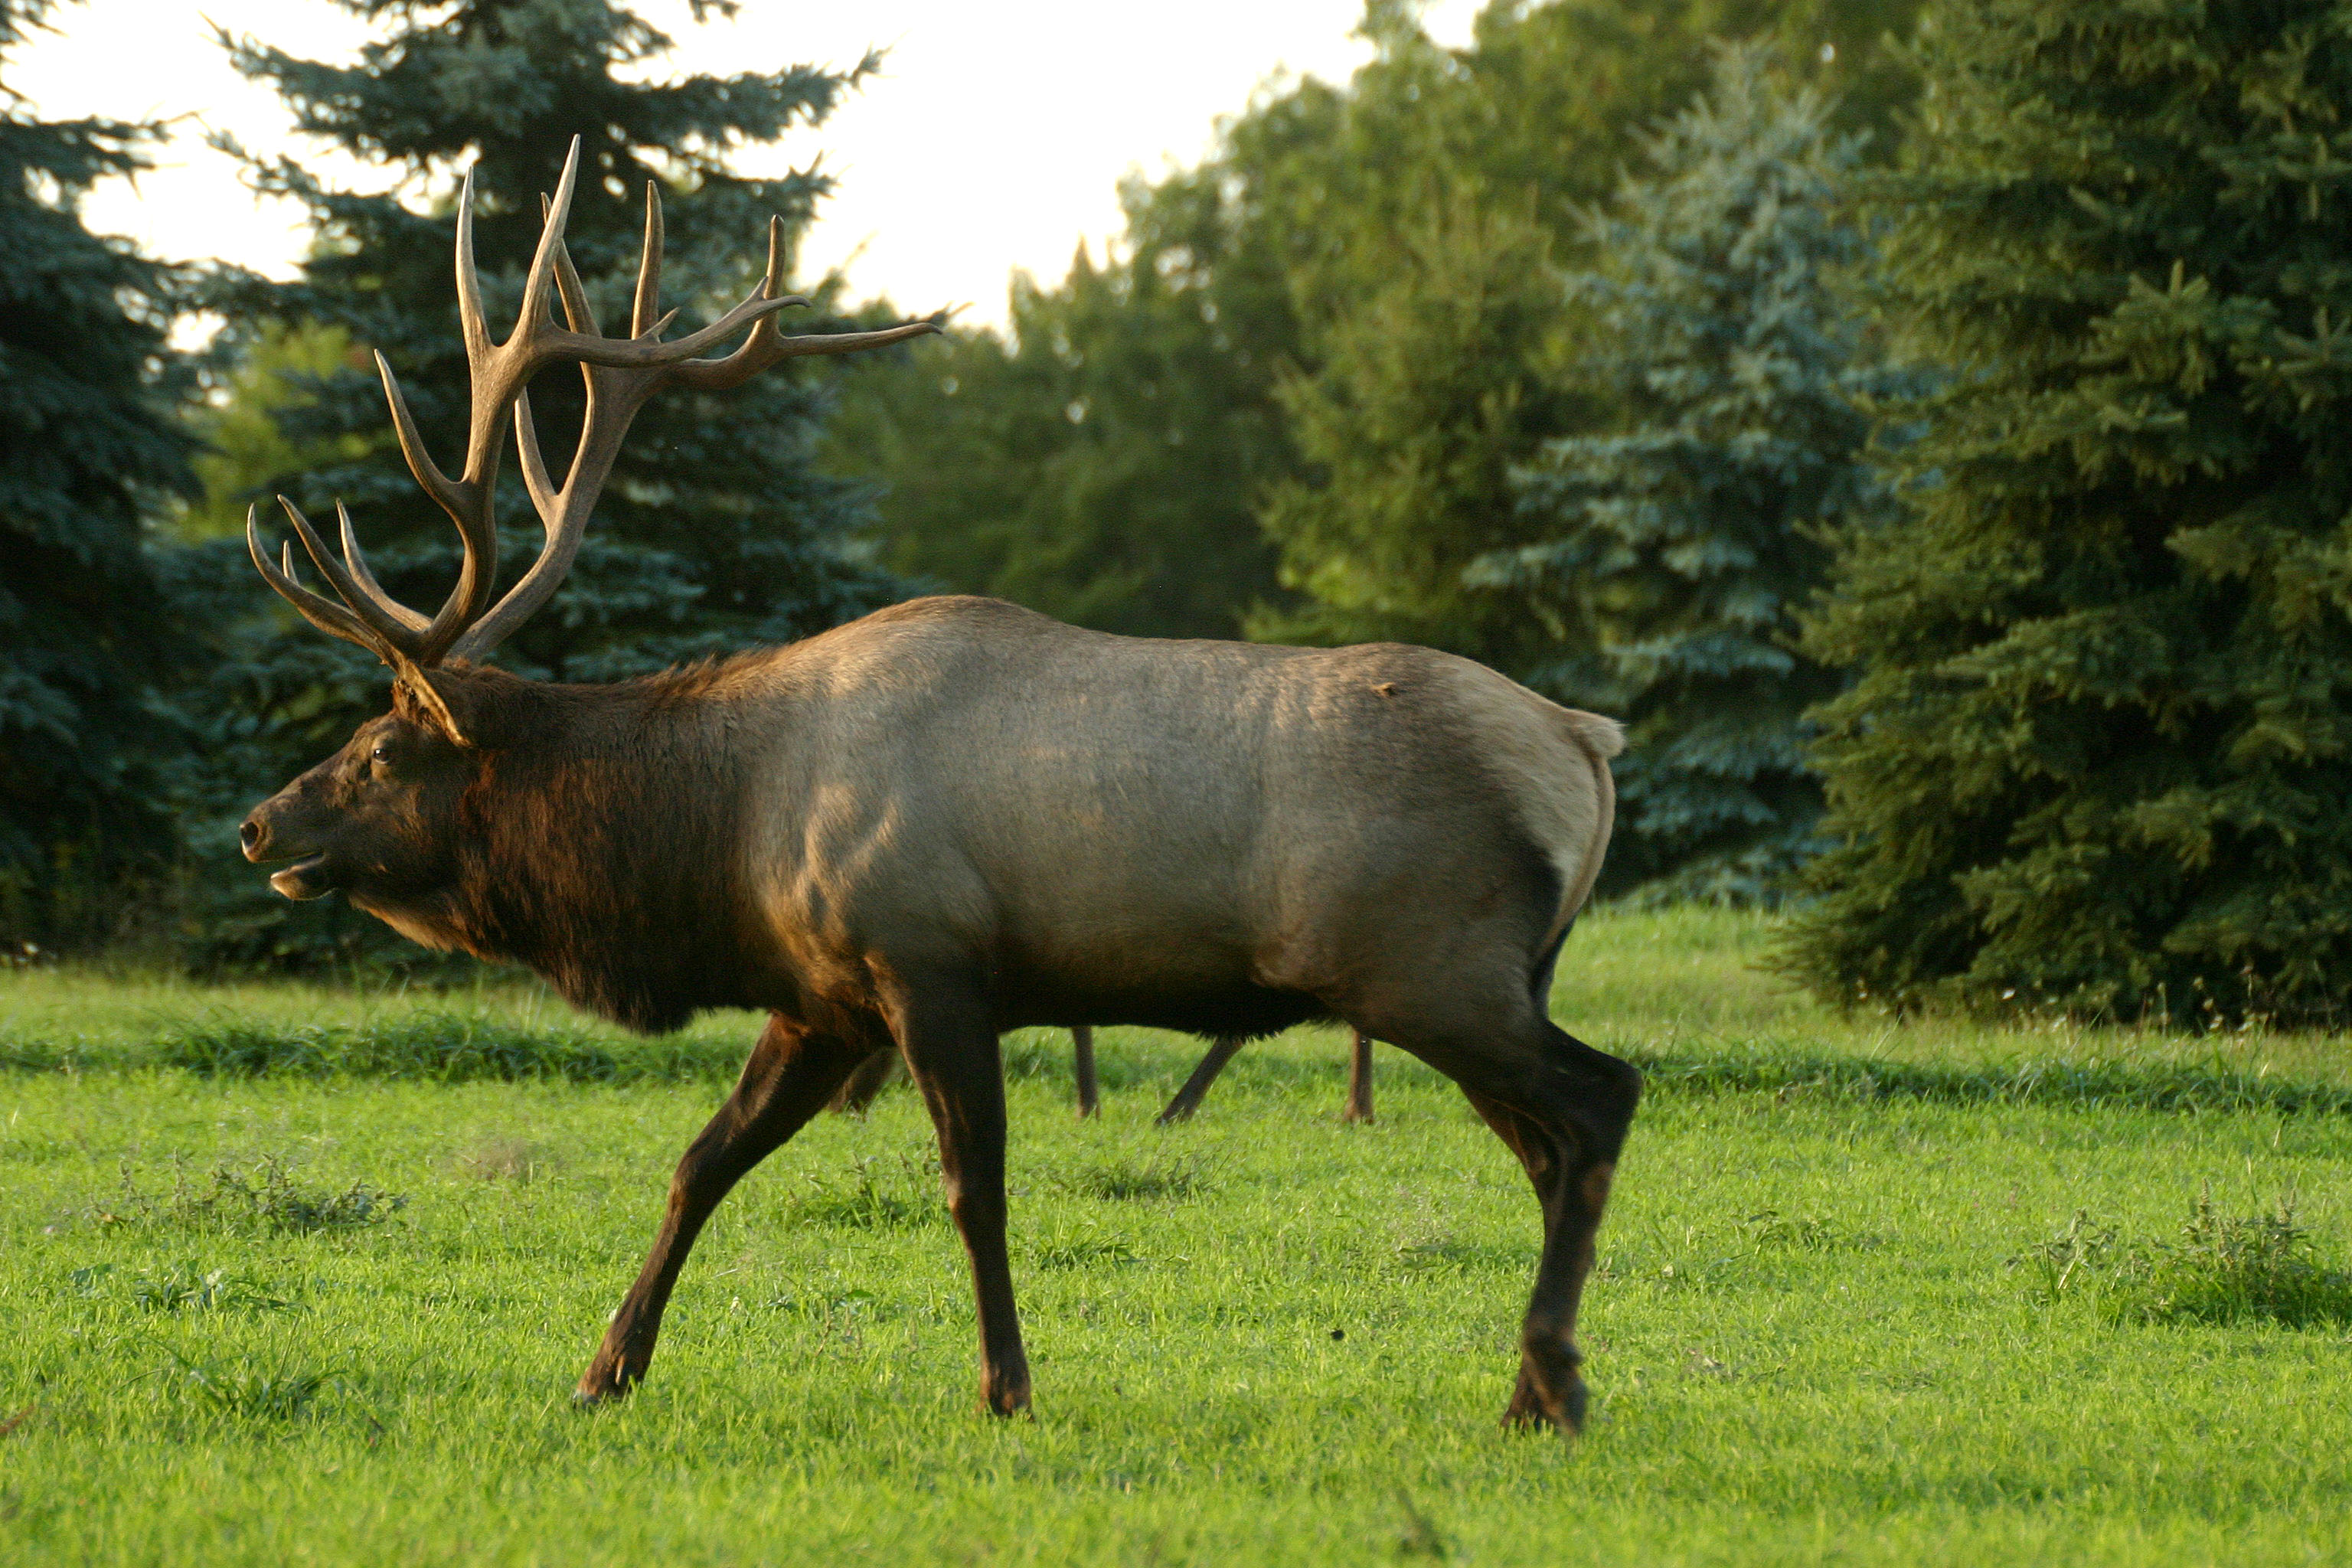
[
  {"left": 171, "top": 0, "right": 906, "bottom": 969},
  {"left": 1784, "top": 0, "right": 2352, "bottom": 1020},
  {"left": 1486, "top": 47, "right": 1908, "bottom": 901},
  {"left": 0, "top": 0, "right": 192, "bottom": 945}
]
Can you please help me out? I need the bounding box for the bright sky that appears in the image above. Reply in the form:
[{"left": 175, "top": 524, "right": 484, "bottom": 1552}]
[{"left": 8, "top": 0, "right": 1480, "bottom": 327}]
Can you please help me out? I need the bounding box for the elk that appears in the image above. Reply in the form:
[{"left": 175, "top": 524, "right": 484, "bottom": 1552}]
[{"left": 237, "top": 142, "right": 1637, "bottom": 1432}]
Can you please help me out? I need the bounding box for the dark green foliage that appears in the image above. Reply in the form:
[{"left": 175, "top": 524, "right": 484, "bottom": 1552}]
[
  {"left": 1783, "top": 0, "right": 2352, "bottom": 1020},
  {"left": 1485, "top": 49, "right": 1913, "bottom": 901},
  {"left": 169, "top": 0, "right": 907, "bottom": 970},
  {"left": 0, "top": 0, "right": 193, "bottom": 945}
]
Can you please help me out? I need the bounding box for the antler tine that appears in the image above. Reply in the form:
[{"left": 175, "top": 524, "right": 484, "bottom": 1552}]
[
  {"left": 632, "top": 180, "right": 664, "bottom": 338},
  {"left": 518, "top": 138, "right": 583, "bottom": 348},
  {"left": 278, "top": 496, "right": 428, "bottom": 655},
  {"left": 453, "top": 166, "right": 488, "bottom": 361},
  {"left": 666, "top": 212, "right": 943, "bottom": 390},
  {"left": 446, "top": 385, "right": 605, "bottom": 664},
  {"left": 374, "top": 351, "right": 466, "bottom": 527},
  {"left": 247, "top": 505, "right": 402, "bottom": 665},
  {"left": 336, "top": 501, "right": 431, "bottom": 634},
  {"left": 541, "top": 191, "right": 599, "bottom": 336}
]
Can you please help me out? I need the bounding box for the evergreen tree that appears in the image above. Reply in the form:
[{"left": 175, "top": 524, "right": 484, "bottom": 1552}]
[
  {"left": 172, "top": 0, "right": 907, "bottom": 969},
  {"left": 1252, "top": 0, "right": 1925, "bottom": 662},
  {"left": 0, "top": 0, "right": 192, "bottom": 946},
  {"left": 1784, "top": 0, "right": 2352, "bottom": 1020},
  {"left": 1484, "top": 47, "right": 1909, "bottom": 901}
]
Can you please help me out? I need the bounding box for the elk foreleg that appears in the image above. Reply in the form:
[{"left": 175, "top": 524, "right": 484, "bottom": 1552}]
[
  {"left": 1071, "top": 1025, "right": 1099, "bottom": 1119},
  {"left": 577, "top": 1014, "right": 867, "bottom": 1403},
  {"left": 1155, "top": 1035, "right": 1245, "bottom": 1124},
  {"left": 887, "top": 978, "right": 1031, "bottom": 1416},
  {"left": 1344, "top": 1029, "right": 1376, "bottom": 1124}
]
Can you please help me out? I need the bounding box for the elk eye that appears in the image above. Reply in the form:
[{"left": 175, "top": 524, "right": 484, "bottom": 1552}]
[{"left": 371, "top": 745, "right": 393, "bottom": 766}]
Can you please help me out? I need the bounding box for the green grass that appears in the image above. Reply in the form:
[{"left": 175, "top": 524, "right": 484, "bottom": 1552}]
[{"left": 2, "top": 906, "right": 2350, "bottom": 1565}]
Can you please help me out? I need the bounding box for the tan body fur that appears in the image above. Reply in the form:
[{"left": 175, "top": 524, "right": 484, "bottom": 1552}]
[{"left": 718, "top": 596, "right": 1619, "bottom": 1044}]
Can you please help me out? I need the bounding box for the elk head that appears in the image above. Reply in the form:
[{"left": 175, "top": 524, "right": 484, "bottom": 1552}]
[{"left": 238, "top": 137, "right": 935, "bottom": 918}]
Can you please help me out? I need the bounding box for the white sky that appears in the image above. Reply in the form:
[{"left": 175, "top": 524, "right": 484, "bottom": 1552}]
[{"left": 8, "top": 0, "right": 1480, "bottom": 327}]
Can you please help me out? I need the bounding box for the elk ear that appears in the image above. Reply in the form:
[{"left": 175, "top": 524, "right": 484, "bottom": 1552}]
[{"left": 391, "top": 665, "right": 475, "bottom": 748}]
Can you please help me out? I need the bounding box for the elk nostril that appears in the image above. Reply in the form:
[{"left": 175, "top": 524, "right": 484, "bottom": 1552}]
[{"left": 240, "top": 818, "right": 262, "bottom": 854}]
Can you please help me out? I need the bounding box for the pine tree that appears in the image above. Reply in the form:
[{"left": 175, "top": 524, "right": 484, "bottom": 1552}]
[
  {"left": 1783, "top": 0, "right": 2352, "bottom": 1020},
  {"left": 170, "top": 0, "right": 906, "bottom": 969},
  {"left": 1485, "top": 47, "right": 1909, "bottom": 901},
  {"left": 0, "top": 0, "right": 192, "bottom": 945}
]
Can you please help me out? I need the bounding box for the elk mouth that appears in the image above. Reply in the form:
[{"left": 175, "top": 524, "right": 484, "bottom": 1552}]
[{"left": 268, "top": 852, "right": 337, "bottom": 901}]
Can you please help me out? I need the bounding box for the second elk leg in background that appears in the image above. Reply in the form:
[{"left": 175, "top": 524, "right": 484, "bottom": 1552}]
[
  {"left": 1071, "top": 1025, "right": 1099, "bottom": 1119},
  {"left": 1155, "top": 1029, "right": 1377, "bottom": 1125}
]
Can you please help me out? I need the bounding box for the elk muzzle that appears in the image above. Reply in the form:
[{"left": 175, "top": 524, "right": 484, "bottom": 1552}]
[{"left": 239, "top": 798, "right": 335, "bottom": 900}]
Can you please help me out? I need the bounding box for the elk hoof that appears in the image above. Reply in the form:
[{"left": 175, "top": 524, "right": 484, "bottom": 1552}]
[
  {"left": 1501, "top": 1362, "right": 1586, "bottom": 1434},
  {"left": 573, "top": 1366, "right": 641, "bottom": 1406}
]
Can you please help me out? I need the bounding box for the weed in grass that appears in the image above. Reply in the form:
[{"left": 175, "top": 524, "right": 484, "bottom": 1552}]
[
  {"left": 449, "top": 1135, "right": 553, "bottom": 1183},
  {"left": 161, "top": 1351, "right": 346, "bottom": 1423},
  {"left": 786, "top": 1148, "right": 942, "bottom": 1230},
  {"left": 1051, "top": 1148, "right": 1204, "bottom": 1203},
  {"left": 1033, "top": 1227, "right": 1142, "bottom": 1269},
  {"left": 52, "top": 1155, "right": 404, "bottom": 1236},
  {"left": 1740, "top": 1207, "right": 1866, "bottom": 1253},
  {"left": 1392, "top": 1235, "right": 1525, "bottom": 1275},
  {"left": 2016, "top": 1189, "right": 2352, "bottom": 1327},
  {"left": 68, "top": 1262, "right": 294, "bottom": 1313},
  {"left": 1393, "top": 1489, "right": 1452, "bottom": 1560}
]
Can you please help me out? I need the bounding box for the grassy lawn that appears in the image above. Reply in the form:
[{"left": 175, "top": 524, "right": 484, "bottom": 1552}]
[{"left": 2, "top": 907, "right": 2348, "bottom": 1565}]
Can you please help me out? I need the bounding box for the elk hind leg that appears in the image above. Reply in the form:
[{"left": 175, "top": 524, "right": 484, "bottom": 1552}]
[
  {"left": 1157, "top": 1035, "right": 1245, "bottom": 1124},
  {"left": 1417, "top": 1018, "right": 1638, "bottom": 1433},
  {"left": 1071, "top": 1025, "right": 1099, "bottom": 1119},
  {"left": 1343, "top": 1029, "right": 1376, "bottom": 1123},
  {"left": 827, "top": 1044, "right": 900, "bottom": 1114},
  {"left": 579, "top": 1014, "right": 869, "bottom": 1403}
]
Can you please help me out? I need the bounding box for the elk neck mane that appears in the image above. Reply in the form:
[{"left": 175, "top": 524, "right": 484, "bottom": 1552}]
[{"left": 390, "top": 657, "right": 779, "bottom": 1034}]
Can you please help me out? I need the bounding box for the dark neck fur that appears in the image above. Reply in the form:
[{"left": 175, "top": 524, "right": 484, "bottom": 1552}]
[{"left": 398, "top": 665, "right": 769, "bottom": 1034}]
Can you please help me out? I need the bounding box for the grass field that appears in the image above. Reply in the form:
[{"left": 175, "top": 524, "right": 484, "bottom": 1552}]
[{"left": 2, "top": 907, "right": 2349, "bottom": 1566}]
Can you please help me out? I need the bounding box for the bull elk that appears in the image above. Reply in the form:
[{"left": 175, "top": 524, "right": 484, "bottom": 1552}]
[{"left": 237, "top": 141, "right": 1638, "bottom": 1432}]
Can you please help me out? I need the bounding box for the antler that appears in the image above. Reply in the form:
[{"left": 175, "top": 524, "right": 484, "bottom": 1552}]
[{"left": 251, "top": 135, "right": 941, "bottom": 692}]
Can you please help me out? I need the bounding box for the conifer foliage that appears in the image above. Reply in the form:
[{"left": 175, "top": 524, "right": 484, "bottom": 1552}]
[
  {"left": 1783, "top": 0, "right": 2352, "bottom": 1019},
  {"left": 0, "top": 0, "right": 191, "bottom": 941},
  {"left": 1487, "top": 47, "right": 1906, "bottom": 901}
]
